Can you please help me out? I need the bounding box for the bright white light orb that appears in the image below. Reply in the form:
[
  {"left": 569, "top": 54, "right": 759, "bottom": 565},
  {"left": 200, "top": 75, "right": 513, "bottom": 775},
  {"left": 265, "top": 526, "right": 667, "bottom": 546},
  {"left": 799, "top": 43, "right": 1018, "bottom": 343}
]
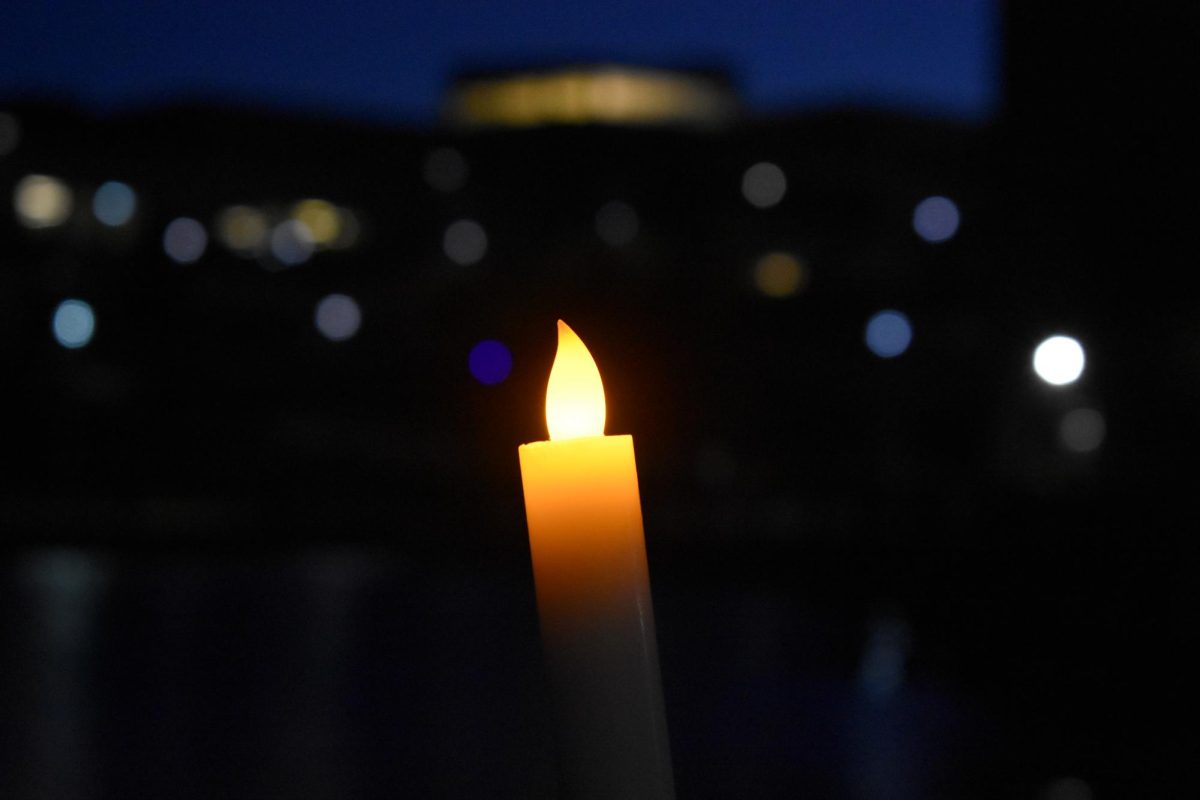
[
  {"left": 52, "top": 299, "right": 95, "bottom": 349},
  {"left": 1033, "top": 335, "right": 1085, "bottom": 386},
  {"left": 314, "top": 293, "right": 362, "bottom": 341},
  {"left": 741, "top": 162, "right": 787, "bottom": 209}
]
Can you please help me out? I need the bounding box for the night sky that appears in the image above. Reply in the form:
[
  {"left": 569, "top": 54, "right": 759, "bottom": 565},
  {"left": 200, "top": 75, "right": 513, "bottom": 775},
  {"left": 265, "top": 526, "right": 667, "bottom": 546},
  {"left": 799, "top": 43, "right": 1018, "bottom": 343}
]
[{"left": 0, "top": 0, "right": 997, "bottom": 122}]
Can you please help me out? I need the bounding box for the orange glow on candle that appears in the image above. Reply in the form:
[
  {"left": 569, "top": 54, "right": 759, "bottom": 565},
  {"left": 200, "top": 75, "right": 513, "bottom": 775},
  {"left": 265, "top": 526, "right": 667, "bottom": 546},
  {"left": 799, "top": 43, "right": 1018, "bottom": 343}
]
[
  {"left": 518, "top": 320, "right": 674, "bottom": 797},
  {"left": 546, "top": 320, "right": 607, "bottom": 441}
]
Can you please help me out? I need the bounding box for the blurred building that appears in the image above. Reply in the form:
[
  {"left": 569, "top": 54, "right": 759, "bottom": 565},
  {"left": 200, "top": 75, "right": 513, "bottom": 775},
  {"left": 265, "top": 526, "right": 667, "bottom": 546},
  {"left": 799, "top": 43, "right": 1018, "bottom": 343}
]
[
  {"left": 444, "top": 65, "right": 740, "bottom": 128},
  {"left": 0, "top": 71, "right": 1019, "bottom": 550}
]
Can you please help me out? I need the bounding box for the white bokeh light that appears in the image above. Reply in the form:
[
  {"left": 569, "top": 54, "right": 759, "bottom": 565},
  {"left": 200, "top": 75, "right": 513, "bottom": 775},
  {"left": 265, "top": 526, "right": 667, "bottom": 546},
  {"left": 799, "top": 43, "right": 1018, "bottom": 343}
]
[
  {"left": 162, "top": 217, "right": 208, "bottom": 264},
  {"left": 14, "top": 174, "right": 73, "bottom": 228},
  {"left": 1043, "top": 776, "right": 1093, "bottom": 800},
  {"left": 423, "top": 147, "right": 468, "bottom": 193},
  {"left": 595, "top": 200, "right": 639, "bottom": 247},
  {"left": 741, "top": 162, "right": 787, "bottom": 208},
  {"left": 1033, "top": 335, "right": 1086, "bottom": 386},
  {"left": 443, "top": 219, "right": 487, "bottom": 265},
  {"left": 1060, "top": 408, "right": 1106, "bottom": 454},
  {"left": 314, "top": 293, "right": 362, "bottom": 341}
]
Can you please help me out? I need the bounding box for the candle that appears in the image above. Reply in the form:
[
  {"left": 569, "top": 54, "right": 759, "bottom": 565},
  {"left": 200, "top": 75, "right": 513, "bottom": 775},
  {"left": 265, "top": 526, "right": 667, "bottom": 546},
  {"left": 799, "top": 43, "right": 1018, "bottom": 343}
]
[{"left": 518, "top": 321, "right": 675, "bottom": 800}]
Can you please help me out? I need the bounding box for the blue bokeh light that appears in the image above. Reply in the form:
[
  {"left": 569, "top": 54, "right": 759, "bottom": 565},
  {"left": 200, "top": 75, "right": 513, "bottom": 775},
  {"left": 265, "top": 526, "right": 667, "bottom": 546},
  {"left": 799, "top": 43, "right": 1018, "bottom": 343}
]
[
  {"left": 468, "top": 339, "right": 513, "bottom": 386},
  {"left": 865, "top": 310, "right": 913, "bottom": 358},
  {"left": 912, "top": 195, "right": 960, "bottom": 243},
  {"left": 162, "top": 217, "right": 208, "bottom": 263},
  {"left": 93, "top": 180, "right": 136, "bottom": 227},
  {"left": 52, "top": 299, "right": 96, "bottom": 349}
]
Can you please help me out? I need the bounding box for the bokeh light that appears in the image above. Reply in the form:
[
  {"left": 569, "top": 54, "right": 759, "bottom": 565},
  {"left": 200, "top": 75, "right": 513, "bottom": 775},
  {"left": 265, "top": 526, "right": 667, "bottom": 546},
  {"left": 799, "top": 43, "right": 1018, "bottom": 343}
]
[
  {"left": 332, "top": 209, "right": 361, "bottom": 249},
  {"left": 314, "top": 293, "right": 362, "bottom": 342},
  {"left": 1059, "top": 408, "right": 1105, "bottom": 453},
  {"left": 443, "top": 219, "right": 488, "bottom": 265},
  {"left": 21, "top": 549, "right": 108, "bottom": 650},
  {"left": 270, "top": 220, "right": 315, "bottom": 266},
  {"left": 753, "top": 252, "right": 807, "bottom": 298},
  {"left": 741, "top": 161, "right": 786, "bottom": 209},
  {"left": 865, "top": 310, "right": 913, "bottom": 358},
  {"left": 468, "top": 339, "right": 513, "bottom": 385},
  {"left": 0, "top": 111, "right": 19, "bottom": 156},
  {"left": 1043, "top": 777, "right": 1093, "bottom": 800},
  {"left": 217, "top": 206, "right": 268, "bottom": 254},
  {"left": 858, "top": 614, "right": 911, "bottom": 700},
  {"left": 14, "top": 174, "right": 73, "bottom": 228},
  {"left": 52, "top": 299, "right": 96, "bottom": 349},
  {"left": 912, "top": 195, "right": 960, "bottom": 243},
  {"left": 423, "top": 147, "right": 469, "bottom": 193},
  {"left": 92, "top": 180, "right": 137, "bottom": 227},
  {"left": 162, "top": 217, "right": 208, "bottom": 264},
  {"left": 594, "top": 200, "right": 639, "bottom": 247},
  {"left": 1033, "top": 335, "right": 1085, "bottom": 386},
  {"left": 291, "top": 199, "right": 342, "bottom": 246},
  {"left": 449, "top": 67, "right": 736, "bottom": 127}
]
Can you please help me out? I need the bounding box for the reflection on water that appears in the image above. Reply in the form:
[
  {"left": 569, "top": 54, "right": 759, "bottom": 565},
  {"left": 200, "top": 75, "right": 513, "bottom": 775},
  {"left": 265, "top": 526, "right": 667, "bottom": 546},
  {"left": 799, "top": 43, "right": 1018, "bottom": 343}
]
[
  {"left": 15, "top": 550, "right": 108, "bottom": 800},
  {"left": 0, "top": 547, "right": 1039, "bottom": 798},
  {"left": 0, "top": 548, "right": 556, "bottom": 800}
]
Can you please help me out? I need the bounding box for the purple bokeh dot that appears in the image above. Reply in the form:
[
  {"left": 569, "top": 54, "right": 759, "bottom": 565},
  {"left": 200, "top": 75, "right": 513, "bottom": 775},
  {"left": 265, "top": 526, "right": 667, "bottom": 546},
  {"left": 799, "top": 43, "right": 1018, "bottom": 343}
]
[{"left": 468, "top": 339, "right": 513, "bottom": 385}]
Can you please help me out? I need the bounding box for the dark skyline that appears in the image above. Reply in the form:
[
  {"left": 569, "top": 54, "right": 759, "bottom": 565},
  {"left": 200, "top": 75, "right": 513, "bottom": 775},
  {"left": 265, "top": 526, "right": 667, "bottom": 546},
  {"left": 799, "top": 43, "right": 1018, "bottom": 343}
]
[{"left": 0, "top": 0, "right": 997, "bottom": 122}]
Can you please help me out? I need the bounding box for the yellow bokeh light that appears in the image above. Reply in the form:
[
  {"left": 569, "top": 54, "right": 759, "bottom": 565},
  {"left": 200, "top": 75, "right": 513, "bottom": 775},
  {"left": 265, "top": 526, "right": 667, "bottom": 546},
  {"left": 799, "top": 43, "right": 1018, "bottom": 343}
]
[
  {"left": 14, "top": 174, "right": 73, "bottom": 228},
  {"left": 449, "top": 67, "right": 735, "bottom": 127},
  {"left": 290, "top": 199, "right": 342, "bottom": 246},
  {"left": 333, "top": 209, "right": 360, "bottom": 248},
  {"left": 217, "top": 205, "right": 268, "bottom": 253},
  {"left": 546, "top": 320, "right": 606, "bottom": 441},
  {"left": 753, "top": 252, "right": 807, "bottom": 298}
]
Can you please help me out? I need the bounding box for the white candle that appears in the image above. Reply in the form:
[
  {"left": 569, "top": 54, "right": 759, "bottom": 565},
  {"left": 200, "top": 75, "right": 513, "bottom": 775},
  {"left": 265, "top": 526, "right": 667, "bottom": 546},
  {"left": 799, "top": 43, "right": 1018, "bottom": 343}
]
[{"left": 518, "top": 320, "right": 674, "bottom": 800}]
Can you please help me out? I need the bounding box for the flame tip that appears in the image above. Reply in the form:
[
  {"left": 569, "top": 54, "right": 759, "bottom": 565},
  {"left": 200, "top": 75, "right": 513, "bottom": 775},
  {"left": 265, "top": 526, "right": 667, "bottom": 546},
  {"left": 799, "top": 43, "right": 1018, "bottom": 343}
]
[{"left": 545, "top": 319, "right": 605, "bottom": 440}]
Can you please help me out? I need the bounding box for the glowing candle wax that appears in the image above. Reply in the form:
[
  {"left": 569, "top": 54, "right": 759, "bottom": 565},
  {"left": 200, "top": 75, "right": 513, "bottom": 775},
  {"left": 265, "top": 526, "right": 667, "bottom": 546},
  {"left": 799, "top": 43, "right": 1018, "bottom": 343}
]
[{"left": 518, "top": 321, "right": 674, "bottom": 800}]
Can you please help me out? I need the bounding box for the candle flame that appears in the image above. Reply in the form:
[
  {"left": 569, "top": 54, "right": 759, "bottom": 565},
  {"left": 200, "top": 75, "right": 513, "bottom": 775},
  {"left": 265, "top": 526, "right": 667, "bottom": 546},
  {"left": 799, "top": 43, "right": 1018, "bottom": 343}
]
[{"left": 546, "top": 320, "right": 606, "bottom": 440}]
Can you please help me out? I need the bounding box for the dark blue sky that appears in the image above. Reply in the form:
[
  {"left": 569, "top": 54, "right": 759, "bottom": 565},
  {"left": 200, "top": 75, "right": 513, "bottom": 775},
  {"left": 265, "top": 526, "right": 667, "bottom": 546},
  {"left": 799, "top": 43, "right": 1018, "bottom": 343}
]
[{"left": 0, "top": 0, "right": 997, "bottom": 123}]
